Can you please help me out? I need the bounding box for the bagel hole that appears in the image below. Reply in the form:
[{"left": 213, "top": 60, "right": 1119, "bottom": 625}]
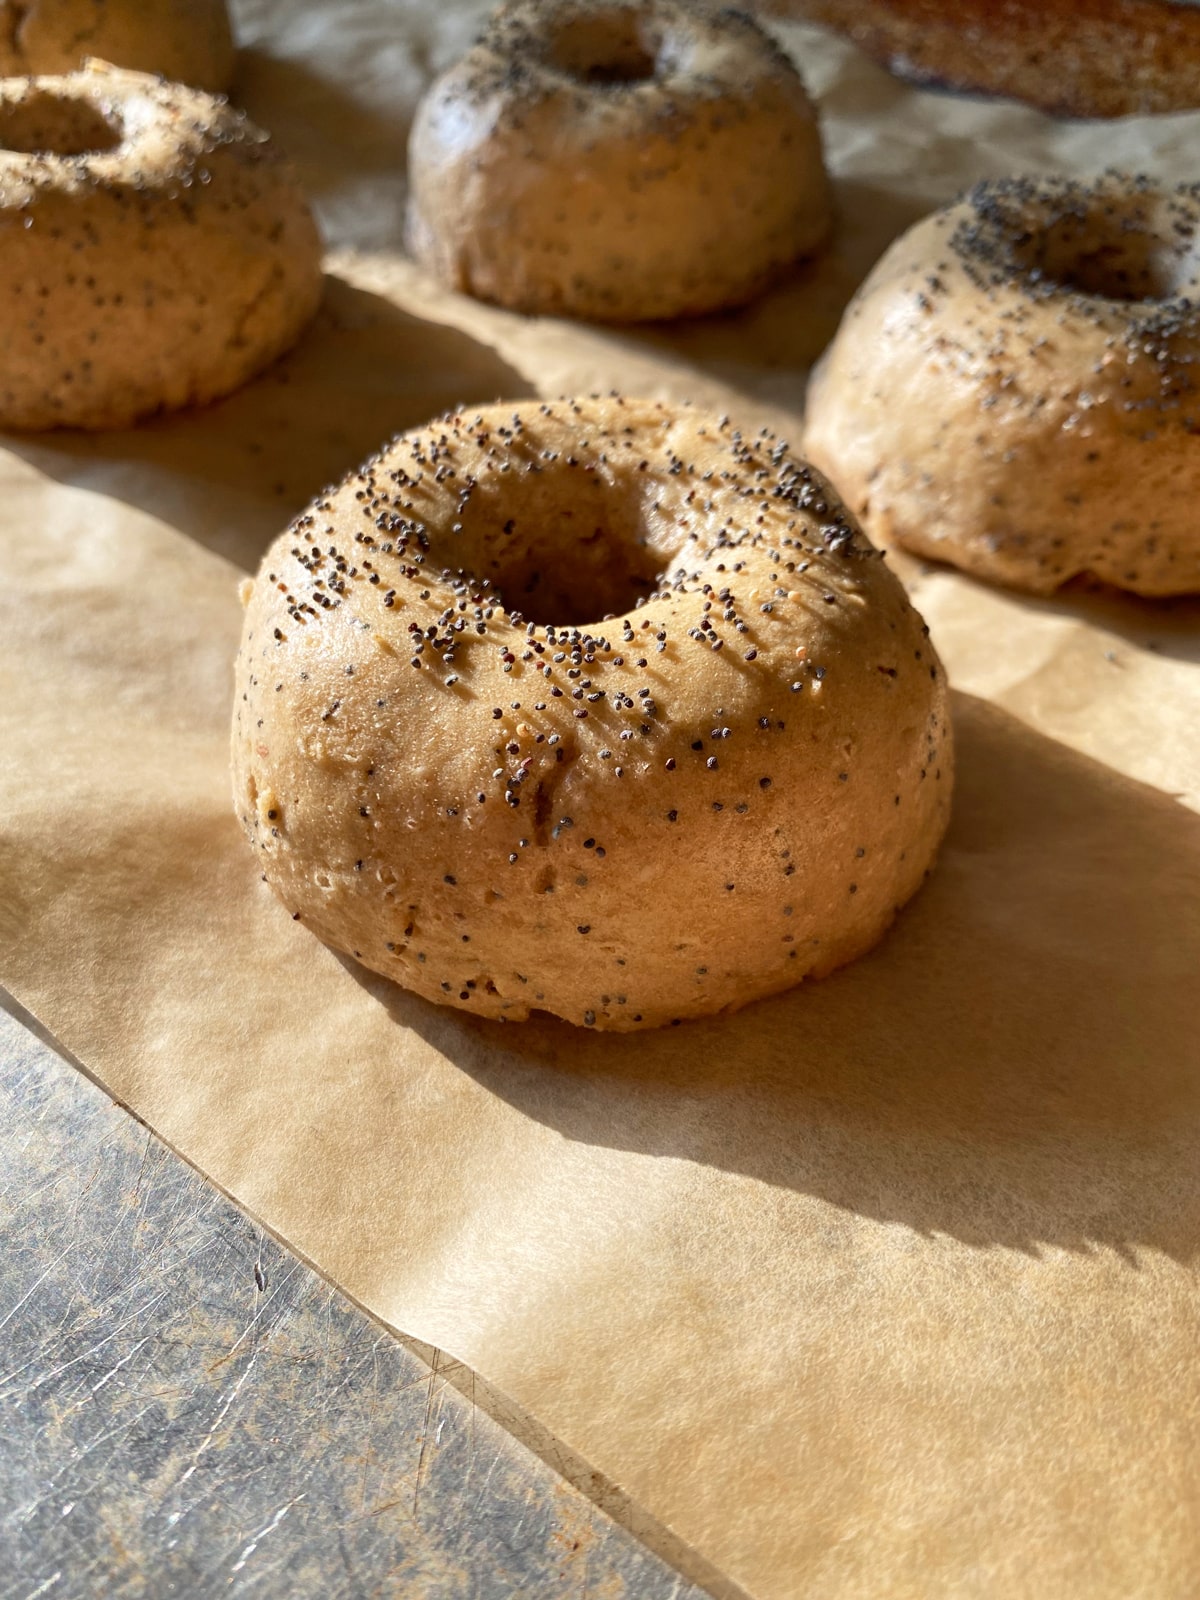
[
  {"left": 547, "top": 10, "right": 658, "bottom": 85},
  {"left": 0, "top": 91, "right": 122, "bottom": 157},
  {"left": 446, "top": 442, "right": 678, "bottom": 627},
  {"left": 495, "top": 552, "right": 661, "bottom": 627},
  {"left": 473, "top": 525, "right": 664, "bottom": 627},
  {"left": 1020, "top": 214, "right": 1190, "bottom": 302}
]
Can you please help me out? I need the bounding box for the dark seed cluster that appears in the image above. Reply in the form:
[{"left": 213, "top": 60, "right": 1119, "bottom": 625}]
[{"left": 455, "top": 0, "right": 800, "bottom": 113}]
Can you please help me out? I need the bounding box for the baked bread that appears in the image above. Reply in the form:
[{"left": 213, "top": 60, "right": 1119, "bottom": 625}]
[
  {"left": 407, "top": 0, "right": 831, "bottom": 321},
  {"left": 805, "top": 173, "right": 1200, "bottom": 596},
  {"left": 233, "top": 397, "right": 953, "bottom": 1031},
  {"left": 0, "top": 63, "right": 322, "bottom": 431},
  {"left": 0, "top": 0, "right": 235, "bottom": 93},
  {"left": 753, "top": 0, "right": 1200, "bottom": 117}
]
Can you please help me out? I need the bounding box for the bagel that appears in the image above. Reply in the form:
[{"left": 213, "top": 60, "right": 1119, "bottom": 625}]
[
  {"left": 406, "top": 0, "right": 831, "bottom": 322},
  {"left": 755, "top": 0, "right": 1200, "bottom": 118},
  {"left": 233, "top": 397, "right": 952, "bottom": 1032},
  {"left": 0, "top": 63, "right": 323, "bottom": 432},
  {"left": 0, "top": 0, "right": 235, "bottom": 94},
  {"left": 804, "top": 174, "right": 1200, "bottom": 598}
]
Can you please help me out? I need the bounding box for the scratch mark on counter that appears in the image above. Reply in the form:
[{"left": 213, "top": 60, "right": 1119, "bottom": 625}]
[
  {"left": 230, "top": 1494, "right": 307, "bottom": 1573},
  {"left": 1, "top": 1010, "right": 708, "bottom": 1598},
  {"left": 9, "top": 1292, "right": 168, "bottom": 1403},
  {"left": 0, "top": 1257, "right": 67, "bottom": 1336},
  {"left": 23, "top": 1572, "right": 63, "bottom": 1599},
  {"left": 131, "top": 1129, "right": 153, "bottom": 1193},
  {"left": 14, "top": 1401, "right": 159, "bottom": 1516},
  {"left": 174, "top": 1348, "right": 263, "bottom": 1491},
  {"left": 89, "top": 1337, "right": 151, "bottom": 1398},
  {"left": 469, "top": 1369, "right": 477, "bottom": 1459},
  {"left": 410, "top": 1349, "right": 440, "bottom": 1516},
  {"left": 473, "top": 1451, "right": 502, "bottom": 1512}
]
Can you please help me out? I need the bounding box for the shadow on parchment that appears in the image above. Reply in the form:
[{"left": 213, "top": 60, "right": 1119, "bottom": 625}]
[
  {"left": 1004, "top": 576, "right": 1200, "bottom": 666},
  {"left": 234, "top": 47, "right": 412, "bottom": 190},
  {"left": 900, "top": 557, "right": 1200, "bottom": 667},
  {"left": 880, "top": 522, "right": 1200, "bottom": 669},
  {"left": 889, "top": 540, "right": 1200, "bottom": 665},
  {"left": 3, "top": 277, "right": 535, "bottom": 573},
  {"left": 616, "top": 178, "right": 932, "bottom": 413},
  {"left": 355, "top": 693, "right": 1200, "bottom": 1262},
  {"left": 232, "top": 46, "right": 416, "bottom": 236}
]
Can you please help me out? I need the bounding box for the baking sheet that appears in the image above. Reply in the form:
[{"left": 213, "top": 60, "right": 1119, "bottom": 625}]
[{"left": 3, "top": 3, "right": 1200, "bottom": 1595}]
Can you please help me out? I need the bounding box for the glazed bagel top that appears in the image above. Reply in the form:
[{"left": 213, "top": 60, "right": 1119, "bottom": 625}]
[
  {"left": 406, "top": 0, "right": 830, "bottom": 320},
  {"left": 0, "top": 0, "right": 235, "bottom": 92},
  {"left": 805, "top": 172, "right": 1200, "bottom": 594},
  {"left": 234, "top": 398, "right": 952, "bottom": 1031}
]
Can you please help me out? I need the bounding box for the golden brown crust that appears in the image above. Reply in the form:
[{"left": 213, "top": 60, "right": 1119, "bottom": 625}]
[
  {"left": 0, "top": 0, "right": 235, "bottom": 93},
  {"left": 0, "top": 63, "right": 322, "bottom": 431},
  {"left": 804, "top": 174, "right": 1200, "bottom": 598},
  {"left": 406, "top": 0, "right": 831, "bottom": 322},
  {"left": 755, "top": 0, "right": 1200, "bottom": 117},
  {"left": 232, "top": 397, "right": 953, "bottom": 1032}
]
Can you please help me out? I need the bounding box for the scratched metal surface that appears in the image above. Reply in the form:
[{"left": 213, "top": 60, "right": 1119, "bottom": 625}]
[{"left": 0, "top": 1006, "right": 708, "bottom": 1599}]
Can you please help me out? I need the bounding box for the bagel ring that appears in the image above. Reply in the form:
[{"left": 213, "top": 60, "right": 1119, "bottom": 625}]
[
  {"left": 805, "top": 173, "right": 1200, "bottom": 596},
  {"left": 233, "top": 397, "right": 952, "bottom": 1032},
  {"left": 0, "top": 63, "right": 323, "bottom": 431},
  {"left": 0, "top": 0, "right": 235, "bottom": 93},
  {"left": 406, "top": 0, "right": 831, "bottom": 322}
]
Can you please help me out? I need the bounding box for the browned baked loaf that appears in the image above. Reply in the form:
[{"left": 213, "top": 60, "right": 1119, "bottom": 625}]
[
  {"left": 804, "top": 173, "right": 1200, "bottom": 597},
  {"left": 755, "top": 0, "right": 1200, "bottom": 117},
  {"left": 0, "top": 0, "right": 235, "bottom": 93},
  {"left": 0, "top": 63, "right": 322, "bottom": 431},
  {"left": 234, "top": 397, "right": 952, "bottom": 1032},
  {"left": 407, "top": 0, "right": 831, "bottom": 321}
]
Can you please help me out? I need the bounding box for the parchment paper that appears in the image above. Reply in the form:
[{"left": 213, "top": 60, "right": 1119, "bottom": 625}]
[{"left": 3, "top": 3, "right": 1200, "bottom": 1595}]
